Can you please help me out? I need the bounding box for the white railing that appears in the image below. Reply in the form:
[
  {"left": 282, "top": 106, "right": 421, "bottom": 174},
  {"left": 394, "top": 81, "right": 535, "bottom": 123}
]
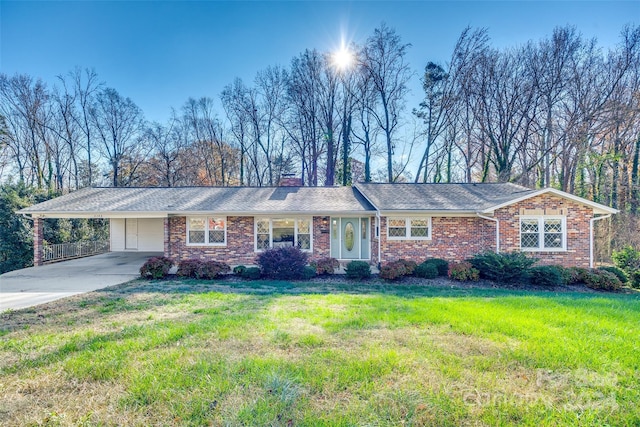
[{"left": 42, "top": 240, "right": 110, "bottom": 263}]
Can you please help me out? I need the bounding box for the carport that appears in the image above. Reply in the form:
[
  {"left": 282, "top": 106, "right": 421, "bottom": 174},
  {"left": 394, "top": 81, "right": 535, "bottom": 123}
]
[{"left": 0, "top": 251, "right": 161, "bottom": 311}]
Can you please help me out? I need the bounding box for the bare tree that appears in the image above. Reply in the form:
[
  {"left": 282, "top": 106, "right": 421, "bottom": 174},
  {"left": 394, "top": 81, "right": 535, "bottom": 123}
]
[
  {"left": 90, "top": 88, "right": 146, "bottom": 187},
  {"left": 71, "top": 68, "right": 102, "bottom": 186},
  {"left": 361, "top": 23, "right": 412, "bottom": 182}
]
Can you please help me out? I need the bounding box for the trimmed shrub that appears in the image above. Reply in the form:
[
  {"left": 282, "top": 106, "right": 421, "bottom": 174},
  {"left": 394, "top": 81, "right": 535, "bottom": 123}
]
[
  {"left": 313, "top": 257, "right": 340, "bottom": 275},
  {"left": 414, "top": 262, "right": 438, "bottom": 279},
  {"left": 233, "top": 265, "right": 247, "bottom": 276},
  {"left": 448, "top": 261, "right": 479, "bottom": 282},
  {"left": 257, "top": 246, "right": 309, "bottom": 280},
  {"left": 397, "top": 259, "right": 418, "bottom": 276},
  {"left": 598, "top": 266, "right": 628, "bottom": 284},
  {"left": 529, "top": 265, "right": 564, "bottom": 287},
  {"left": 469, "top": 251, "right": 537, "bottom": 283},
  {"left": 241, "top": 266, "right": 262, "bottom": 280},
  {"left": 565, "top": 267, "right": 589, "bottom": 285},
  {"left": 302, "top": 266, "right": 317, "bottom": 280},
  {"left": 423, "top": 258, "right": 449, "bottom": 276},
  {"left": 177, "top": 259, "right": 202, "bottom": 278},
  {"left": 582, "top": 269, "right": 623, "bottom": 291},
  {"left": 379, "top": 261, "right": 408, "bottom": 281},
  {"left": 345, "top": 261, "right": 371, "bottom": 280},
  {"left": 194, "top": 260, "right": 230, "bottom": 280},
  {"left": 140, "top": 256, "right": 173, "bottom": 280}
]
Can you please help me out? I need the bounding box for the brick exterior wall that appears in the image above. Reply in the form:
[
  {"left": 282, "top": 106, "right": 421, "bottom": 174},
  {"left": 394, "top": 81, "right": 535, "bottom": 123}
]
[
  {"left": 375, "top": 194, "right": 593, "bottom": 268},
  {"left": 312, "top": 216, "right": 331, "bottom": 261},
  {"left": 163, "top": 193, "right": 594, "bottom": 268},
  {"left": 378, "top": 216, "right": 495, "bottom": 264},
  {"left": 167, "top": 215, "right": 332, "bottom": 265},
  {"left": 495, "top": 194, "right": 593, "bottom": 268},
  {"left": 33, "top": 217, "right": 44, "bottom": 266}
]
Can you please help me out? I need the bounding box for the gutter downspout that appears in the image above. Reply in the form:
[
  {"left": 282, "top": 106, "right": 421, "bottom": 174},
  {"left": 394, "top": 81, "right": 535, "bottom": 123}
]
[
  {"left": 476, "top": 213, "right": 499, "bottom": 253},
  {"left": 376, "top": 211, "right": 382, "bottom": 267},
  {"left": 590, "top": 214, "right": 612, "bottom": 268}
]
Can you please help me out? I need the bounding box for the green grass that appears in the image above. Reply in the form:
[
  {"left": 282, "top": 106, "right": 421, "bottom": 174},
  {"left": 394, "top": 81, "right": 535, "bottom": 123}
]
[{"left": 1, "top": 278, "right": 639, "bottom": 426}]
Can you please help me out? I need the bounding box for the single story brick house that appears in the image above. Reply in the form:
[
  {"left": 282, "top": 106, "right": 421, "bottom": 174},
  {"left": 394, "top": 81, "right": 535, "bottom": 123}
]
[{"left": 19, "top": 182, "right": 617, "bottom": 268}]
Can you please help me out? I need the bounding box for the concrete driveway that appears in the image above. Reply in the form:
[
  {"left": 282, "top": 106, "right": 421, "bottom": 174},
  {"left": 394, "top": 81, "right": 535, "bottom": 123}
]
[{"left": 0, "top": 252, "right": 162, "bottom": 311}]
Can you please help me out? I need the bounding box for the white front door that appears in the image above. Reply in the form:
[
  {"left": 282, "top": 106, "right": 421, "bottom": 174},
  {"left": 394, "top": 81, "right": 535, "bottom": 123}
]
[{"left": 125, "top": 218, "right": 138, "bottom": 250}]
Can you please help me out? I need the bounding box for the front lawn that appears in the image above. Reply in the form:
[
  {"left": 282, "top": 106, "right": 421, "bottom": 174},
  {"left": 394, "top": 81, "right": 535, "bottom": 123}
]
[{"left": 1, "top": 279, "right": 639, "bottom": 426}]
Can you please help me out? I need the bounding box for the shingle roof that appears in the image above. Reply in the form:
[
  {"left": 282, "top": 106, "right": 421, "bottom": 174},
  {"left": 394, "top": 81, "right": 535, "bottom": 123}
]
[
  {"left": 355, "top": 182, "right": 536, "bottom": 212},
  {"left": 19, "top": 186, "right": 375, "bottom": 215}
]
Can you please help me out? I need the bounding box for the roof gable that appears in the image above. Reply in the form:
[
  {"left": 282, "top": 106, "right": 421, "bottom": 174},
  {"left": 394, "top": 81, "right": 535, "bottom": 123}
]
[{"left": 481, "top": 187, "right": 618, "bottom": 214}]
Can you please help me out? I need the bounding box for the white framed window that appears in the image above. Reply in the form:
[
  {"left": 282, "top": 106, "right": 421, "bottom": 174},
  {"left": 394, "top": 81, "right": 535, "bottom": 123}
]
[
  {"left": 187, "top": 216, "right": 227, "bottom": 246},
  {"left": 255, "top": 217, "right": 313, "bottom": 252},
  {"left": 520, "top": 216, "right": 566, "bottom": 251},
  {"left": 386, "top": 216, "right": 432, "bottom": 240}
]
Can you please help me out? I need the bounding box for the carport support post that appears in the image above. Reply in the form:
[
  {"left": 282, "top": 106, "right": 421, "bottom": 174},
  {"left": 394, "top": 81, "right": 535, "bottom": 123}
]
[
  {"left": 33, "top": 217, "right": 44, "bottom": 266},
  {"left": 164, "top": 217, "right": 170, "bottom": 258}
]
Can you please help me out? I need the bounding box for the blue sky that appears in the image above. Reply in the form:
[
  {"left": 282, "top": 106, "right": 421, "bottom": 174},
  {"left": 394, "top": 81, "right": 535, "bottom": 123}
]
[{"left": 2, "top": 1, "right": 638, "bottom": 124}]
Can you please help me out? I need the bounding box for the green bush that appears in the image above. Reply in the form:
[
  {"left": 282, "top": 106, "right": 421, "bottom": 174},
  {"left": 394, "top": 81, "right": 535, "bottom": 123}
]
[
  {"left": 233, "top": 265, "right": 247, "bottom": 276},
  {"left": 241, "top": 267, "right": 262, "bottom": 280},
  {"left": 313, "top": 257, "right": 340, "bottom": 275},
  {"left": 379, "top": 261, "right": 408, "bottom": 281},
  {"left": 612, "top": 246, "right": 640, "bottom": 288},
  {"left": 397, "top": 259, "right": 418, "bottom": 276},
  {"left": 140, "top": 256, "right": 173, "bottom": 280},
  {"left": 629, "top": 271, "right": 640, "bottom": 289},
  {"left": 194, "top": 260, "right": 230, "bottom": 280},
  {"left": 598, "top": 266, "right": 628, "bottom": 283},
  {"left": 582, "top": 269, "right": 623, "bottom": 291},
  {"left": 448, "top": 261, "right": 479, "bottom": 282},
  {"left": 345, "top": 261, "right": 371, "bottom": 280},
  {"left": 414, "top": 262, "right": 438, "bottom": 279},
  {"left": 529, "top": 265, "right": 565, "bottom": 287},
  {"left": 257, "top": 246, "right": 309, "bottom": 280},
  {"left": 302, "top": 265, "right": 317, "bottom": 280},
  {"left": 423, "top": 258, "right": 449, "bottom": 276},
  {"left": 469, "top": 251, "right": 537, "bottom": 283},
  {"left": 612, "top": 245, "right": 640, "bottom": 273}
]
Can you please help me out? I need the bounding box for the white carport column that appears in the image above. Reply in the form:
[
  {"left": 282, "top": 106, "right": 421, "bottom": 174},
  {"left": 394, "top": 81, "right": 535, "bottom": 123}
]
[
  {"left": 33, "top": 217, "right": 44, "bottom": 266},
  {"left": 164, "top": 217, "right": 170, "bottom": 258}
]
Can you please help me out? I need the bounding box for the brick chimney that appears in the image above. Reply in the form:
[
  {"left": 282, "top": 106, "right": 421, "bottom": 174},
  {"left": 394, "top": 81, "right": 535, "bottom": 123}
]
[{"left": 279, "top": 174, "right": 303, "bottom": 186}]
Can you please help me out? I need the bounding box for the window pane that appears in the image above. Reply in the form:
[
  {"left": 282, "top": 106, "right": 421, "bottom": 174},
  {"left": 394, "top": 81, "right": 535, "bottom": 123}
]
[
  {"left": 521, "top": 219, "right": 538, "bottom": 233},
  {"left": 521, "top": 233, "right": 539, "bottom": 248},
  {"left": 544, "top": 219, "right": 562, "bottom": 233},
  {"left": 257, "top": 219, "right": 270, "bottom": 234},
  {"left": 411, "top": 227, "right": 429, "bottom": 237},
  {"left": 209, "top": 230, "right": 225, "bottom": 244},
  {"left": 388, "top": 227, "right": 406, "bottom": 237},
  {"left": 297, "top": 219, "right": 310, "bottom": 234},
  {"left": 209, "top": 217, "right": 225, "bottom": 230},
  {"left": 189, "top": 218, "right": 205, "bottom": 230},
  {"left": 410, "top": 219, "right": 429, "bottom": 227},
  {"left": 297, "top": 234, "right": 311, "bottom": 250},
  {"left": 257, "top": 233, "right": 270, "bottom": 250},
  {"left": 189, "top": 231, "right": 205, "bottom": 244},
  {"left": 273, "top": 218, "right": 294, "bottom": 245},
  {"left": 544, "top": 233, "right": 563, "bottom": 248},
  {"left": 388, "top": 218, "right": 406, "bottom": 228}
]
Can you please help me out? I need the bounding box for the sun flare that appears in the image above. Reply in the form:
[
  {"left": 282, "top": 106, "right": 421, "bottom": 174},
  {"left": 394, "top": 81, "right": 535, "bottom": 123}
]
[{"left": 333, "top": 45, "right": 354, "bottom": 71}]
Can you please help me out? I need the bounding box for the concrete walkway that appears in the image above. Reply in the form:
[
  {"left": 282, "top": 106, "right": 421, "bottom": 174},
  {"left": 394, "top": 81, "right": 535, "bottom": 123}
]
[{"left": 0, "top": 252, "right": 161, "bottom": 311}]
